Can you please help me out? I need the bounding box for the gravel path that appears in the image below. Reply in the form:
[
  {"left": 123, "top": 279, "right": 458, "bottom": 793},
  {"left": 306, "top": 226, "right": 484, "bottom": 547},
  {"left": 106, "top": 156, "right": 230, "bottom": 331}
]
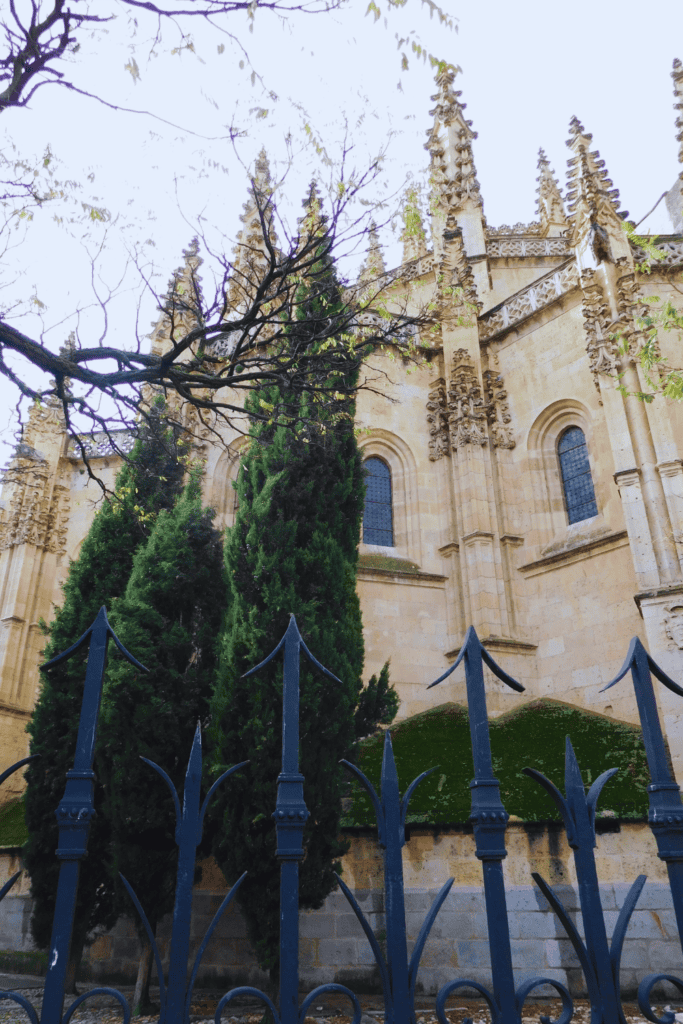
[{"left": 0, "top": 982, "right": 673, "bottom": 1024}]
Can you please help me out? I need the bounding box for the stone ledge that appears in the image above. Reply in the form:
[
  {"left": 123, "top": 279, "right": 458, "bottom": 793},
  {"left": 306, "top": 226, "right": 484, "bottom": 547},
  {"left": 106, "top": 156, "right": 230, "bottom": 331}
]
[
  {"left": 357, "top": 567, "right": 447, "bottom": 587},
  {"left": 519, "top": 529, "right": 628, "bottom": 576},
  {"left": 445, "top": 635, "right": 537, "bottom": 659}
]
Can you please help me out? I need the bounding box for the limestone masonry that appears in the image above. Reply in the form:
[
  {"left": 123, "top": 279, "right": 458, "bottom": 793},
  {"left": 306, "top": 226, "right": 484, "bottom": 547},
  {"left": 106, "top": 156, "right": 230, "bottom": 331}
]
[{"left": 1, "top": 62, "right": 683, "bottom": 805}]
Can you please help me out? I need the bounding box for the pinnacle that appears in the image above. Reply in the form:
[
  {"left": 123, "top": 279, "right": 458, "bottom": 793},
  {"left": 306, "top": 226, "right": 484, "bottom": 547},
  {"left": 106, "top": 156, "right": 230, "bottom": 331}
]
[
  {"left": 673, "top": 57, "right": 683, "bottom": 166},
  {"left": 298, "top": 179, "right": 327, "bottom": 247},
  {"left": 565, "top": 117, "right": 625, "bottom": 229},
  {"left": 566, "top": 116, "right": 592, "bottom": 147},
  {"left": 401, "top": 188, "right": 427, "bottom": 263},
  {"left": 358, "top": 221, "right": 386, "bottom": 284},
  {"left": 425, "top": 66, "right": 482, "bottom": 212},
  {"left": 535, "top": 149, "right": 566, "bottom": 232}
]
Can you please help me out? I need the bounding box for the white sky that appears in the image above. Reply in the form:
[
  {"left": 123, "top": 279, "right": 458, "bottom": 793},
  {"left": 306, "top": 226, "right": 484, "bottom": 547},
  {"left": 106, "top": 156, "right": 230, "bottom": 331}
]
[{"left": 0, "top": 0, "right": 681, "bottom": 456}]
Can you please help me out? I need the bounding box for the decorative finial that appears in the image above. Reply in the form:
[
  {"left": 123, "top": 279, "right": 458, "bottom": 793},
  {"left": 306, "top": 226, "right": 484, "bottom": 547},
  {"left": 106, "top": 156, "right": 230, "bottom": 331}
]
[
  {"left": 565, "top": 117, "right": 626, "bottom": 245},
  {"left": 425, "top": 67, "right": 482, "bottom": 214},
  {"left": 400, "top": 187, "right": 427, "bottom": 263},
  {"left": 673, "top": 58, "right": 683, "bottom": 168},
  {"left": 358, "top": 222, "right": 386, "bottom": 284},
  {"left": 535, "top": 149, "right": 567, "bottom": 237}
]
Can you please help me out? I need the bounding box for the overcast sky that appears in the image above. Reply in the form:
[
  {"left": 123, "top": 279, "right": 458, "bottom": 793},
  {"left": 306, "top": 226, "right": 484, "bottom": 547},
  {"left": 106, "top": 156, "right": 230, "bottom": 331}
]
[{"left": 0, "top": 0, "right": 681, "bottom": 456}]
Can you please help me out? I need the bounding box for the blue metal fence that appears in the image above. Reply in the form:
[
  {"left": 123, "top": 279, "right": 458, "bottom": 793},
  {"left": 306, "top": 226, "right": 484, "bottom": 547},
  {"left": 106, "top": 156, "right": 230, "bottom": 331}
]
[{"left": 0, "top": 608, "right": 682, "bottom": 1024}]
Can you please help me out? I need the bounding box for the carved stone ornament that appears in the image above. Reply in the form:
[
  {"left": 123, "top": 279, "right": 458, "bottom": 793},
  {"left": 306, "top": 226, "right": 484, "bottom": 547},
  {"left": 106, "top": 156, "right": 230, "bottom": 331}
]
[
  {"left": 447, "top": 350, "right": 488, "bottom": 448},
  {"left": 0, "top": 456, "right": 55, "bottom": 552},
  {"left": 486, "top": 222, "right": 542, "bottom": 238},
  {"left": 615, "top": 260, "right": 661, "bottom": 362},
  {"left": 426, "top": 378, "right": 450, "bottom": 461},
  {"left": 483, "top": 369, "right": 515, "bottom": 449},
  {"left": 581, "top": 269, "right": 620, "bottom": 399},
  {"left": 536, "top": 149, "right": 567, "bottom": 235},
  {"left": 486, "top": 237, "right": 571, "bottom": 259},
  {"left": 663, "top": 601, "right": 683, "bottom": 650}
]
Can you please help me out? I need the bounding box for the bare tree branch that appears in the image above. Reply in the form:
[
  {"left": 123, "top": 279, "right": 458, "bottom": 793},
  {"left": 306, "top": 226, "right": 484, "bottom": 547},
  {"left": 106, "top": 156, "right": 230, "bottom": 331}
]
[
  {"left": 0, "top": 0, "right": 345, "bottom": 114},
  {"left": 0, "top": 178, "right": 434, "bottom": 473}
]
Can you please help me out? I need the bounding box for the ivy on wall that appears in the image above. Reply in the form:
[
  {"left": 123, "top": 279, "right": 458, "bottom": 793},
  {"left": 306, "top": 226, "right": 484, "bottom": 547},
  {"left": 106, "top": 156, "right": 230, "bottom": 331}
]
[{"left": 341, "top": 699, "right": 651, "bottom": 827}]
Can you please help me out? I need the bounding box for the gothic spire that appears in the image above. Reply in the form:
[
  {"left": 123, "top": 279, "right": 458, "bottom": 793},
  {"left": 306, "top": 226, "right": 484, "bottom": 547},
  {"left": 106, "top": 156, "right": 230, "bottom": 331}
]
[
  {"left": 150, "top": 237, "right": 204, "bottom": 354},
  {"left": 400, "top": 188, "right": 428, "bottom": 263},
  {"left": 299, "top": 179, "right": 325, "bottom": 236},
  {"left": 535, "top": 148, "right": 567, "bottom": 237},
  {"left": 358, "top": 222, "right": 386, "bottom": 284},
  {"left": 229, "top": 148, "right": 279, "bottom": 310},
  {"left": 425, "top": 67, "right": 482, "bottom": 213},
  {"left": 673, "top": 58, "right": 683, "bottom": 169},
  {"left": 565, "top": 117, "right": 627, "bottom": 263},
  {"left": 668, "top": 58, "right": 683, "bottom": 233}
]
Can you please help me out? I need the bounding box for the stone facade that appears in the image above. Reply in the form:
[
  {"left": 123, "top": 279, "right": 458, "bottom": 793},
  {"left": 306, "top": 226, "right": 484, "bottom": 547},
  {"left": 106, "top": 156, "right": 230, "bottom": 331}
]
[
  {"left": 0, "top": 56, "right": 682, "bottom": 998},
  {"left": 1, "top": 65, "right": 683, "bottom": 795}
]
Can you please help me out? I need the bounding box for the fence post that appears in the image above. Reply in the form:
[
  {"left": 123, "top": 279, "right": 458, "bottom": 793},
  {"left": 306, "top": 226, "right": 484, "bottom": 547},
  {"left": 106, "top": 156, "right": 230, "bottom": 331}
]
[
  {"left": 428, "top": 627, "right": 524, "bottom": 1024},
  {"left": 240, "top": 616, "right": 338, "bottom": 1024},
  {"left": 603, "top": 637, "right": 683, "bottom": 951},
  {"left": 39, "top": 607, "right": 146, "bottom": 1024}
]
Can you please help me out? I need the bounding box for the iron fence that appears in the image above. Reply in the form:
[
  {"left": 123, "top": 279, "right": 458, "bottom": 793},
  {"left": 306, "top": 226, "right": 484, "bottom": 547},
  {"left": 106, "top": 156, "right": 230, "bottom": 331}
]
[{"left": 0, "top": 608, "right": 683, "bottom": 1024}]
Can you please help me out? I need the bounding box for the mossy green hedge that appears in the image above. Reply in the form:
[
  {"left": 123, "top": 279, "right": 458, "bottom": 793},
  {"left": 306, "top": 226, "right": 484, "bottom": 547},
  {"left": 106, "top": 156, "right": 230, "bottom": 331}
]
[
  {"left": 0, "top": 798, "right": 28, "bottom": 849},
  {"left": 341, "top": 699, "right": 651, "bottom": 827}
]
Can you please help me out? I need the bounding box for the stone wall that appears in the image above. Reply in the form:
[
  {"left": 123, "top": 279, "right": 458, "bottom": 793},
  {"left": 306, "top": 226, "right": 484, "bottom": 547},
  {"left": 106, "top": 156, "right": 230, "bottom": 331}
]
[{"left": 0, "top": 822, "right": 679, "bottom": 998}]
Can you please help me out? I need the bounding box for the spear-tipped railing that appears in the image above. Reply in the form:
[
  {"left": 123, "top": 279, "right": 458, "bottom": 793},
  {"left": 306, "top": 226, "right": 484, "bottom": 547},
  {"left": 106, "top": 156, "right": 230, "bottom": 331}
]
[
  {"left": 4, "top": 612, "right": 683, "bottom": 1024},
  {"left": 428, "top": 627, "right": 573, "bottom": 1024},
  {"left": 0, "top": 607, "right": 146, "bottom": 1024},
  {"left": 339, "top": 730, "right": 454, "bottom": 1024},
  {"left": 121, "top": 724, "right": 248, "bottom": 1024},
  {"left": 524, "top": 738, "right": 646, "bottom": 1024},
  {"left": 214, "top": 615, "right": 362, "bottom": 1024},
  {"left": 602, "top": 638, "right": 683, "bottom": 1021}
]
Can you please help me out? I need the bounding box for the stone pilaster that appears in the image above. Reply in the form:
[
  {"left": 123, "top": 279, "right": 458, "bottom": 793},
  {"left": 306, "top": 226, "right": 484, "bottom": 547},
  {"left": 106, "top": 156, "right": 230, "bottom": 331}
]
[{"left": 0, "top": 401, "right": 68, "bottom": 799}]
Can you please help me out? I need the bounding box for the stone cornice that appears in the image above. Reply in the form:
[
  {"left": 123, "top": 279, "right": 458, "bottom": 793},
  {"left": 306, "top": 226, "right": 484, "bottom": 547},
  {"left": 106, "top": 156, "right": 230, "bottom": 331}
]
[{"left": 445, "top": 635, "right": 537, "bottom": 660}]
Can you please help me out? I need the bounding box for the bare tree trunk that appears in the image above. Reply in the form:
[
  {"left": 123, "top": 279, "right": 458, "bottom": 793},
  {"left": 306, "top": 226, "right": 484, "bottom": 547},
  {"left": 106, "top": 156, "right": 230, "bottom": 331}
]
[{"left": 132, "top": 927, "right": 156, "bottom": 1017}]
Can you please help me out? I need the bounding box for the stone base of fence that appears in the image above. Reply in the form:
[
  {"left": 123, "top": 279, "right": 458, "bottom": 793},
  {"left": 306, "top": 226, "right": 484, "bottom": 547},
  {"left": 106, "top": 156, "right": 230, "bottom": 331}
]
[{"left": 0, "top": 821, "right": 679, "bottom": 998}]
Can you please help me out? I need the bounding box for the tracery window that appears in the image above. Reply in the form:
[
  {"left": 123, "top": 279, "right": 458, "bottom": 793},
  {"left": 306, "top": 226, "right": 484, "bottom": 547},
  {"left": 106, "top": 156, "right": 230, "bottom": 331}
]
[
  {"left": 557, "top": 426, "right": 598, "bottom": 524},
  {"left": 363, "top": 457, "right": 394, "bottom": 546}
]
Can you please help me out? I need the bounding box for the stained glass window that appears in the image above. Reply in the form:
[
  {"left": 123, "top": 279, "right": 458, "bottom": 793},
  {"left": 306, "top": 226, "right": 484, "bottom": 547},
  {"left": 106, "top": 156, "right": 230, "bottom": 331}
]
[
  {"left": 363, "top": 458, "right": 394, "bottom": 546},
  {"left": 558, "top": 427, "right": 598, "bottom": 524}
]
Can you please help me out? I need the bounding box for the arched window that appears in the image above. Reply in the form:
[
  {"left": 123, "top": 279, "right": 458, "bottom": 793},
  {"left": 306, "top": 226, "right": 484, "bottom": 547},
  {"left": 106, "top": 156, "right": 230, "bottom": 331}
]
[
  {"left": 363, "top": 457, "right": 394, "bottom": 546},
  {"left": 557, "top": 426, "right": 598, "bottom": 524}
]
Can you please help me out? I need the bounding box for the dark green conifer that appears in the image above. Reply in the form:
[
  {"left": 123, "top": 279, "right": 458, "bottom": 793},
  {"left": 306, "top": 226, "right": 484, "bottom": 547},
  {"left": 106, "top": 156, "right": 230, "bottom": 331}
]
[
  {"left": 209, "top": 187, "right": 396, "bottom": 980},
  {"left": 23, "top": 405, "right": 185, "bottom": 989},
  {"left": 354, "top": 663, "right": 399, "bottom": 740},
  {"left": 98, "top": 471, "right": 226, "bottom": 970}
]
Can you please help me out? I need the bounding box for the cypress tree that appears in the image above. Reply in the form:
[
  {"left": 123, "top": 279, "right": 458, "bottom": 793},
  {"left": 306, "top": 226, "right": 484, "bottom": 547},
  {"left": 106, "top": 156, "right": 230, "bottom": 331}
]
[
  {"left": 23, "top": 404, "right": 185, "bottom": 990},
  {"left": 98, "top": 471, "right": 227, "bottom": 1009},
  {"left": 209, "top": 189, "right": 396, "bottom": 981}
]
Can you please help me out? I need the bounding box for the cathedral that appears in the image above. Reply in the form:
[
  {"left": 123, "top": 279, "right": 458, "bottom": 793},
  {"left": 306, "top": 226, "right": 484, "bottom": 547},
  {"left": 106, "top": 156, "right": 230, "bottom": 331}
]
[{"left": 1, "top": 60, "right": 683, "bottom": 805}]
